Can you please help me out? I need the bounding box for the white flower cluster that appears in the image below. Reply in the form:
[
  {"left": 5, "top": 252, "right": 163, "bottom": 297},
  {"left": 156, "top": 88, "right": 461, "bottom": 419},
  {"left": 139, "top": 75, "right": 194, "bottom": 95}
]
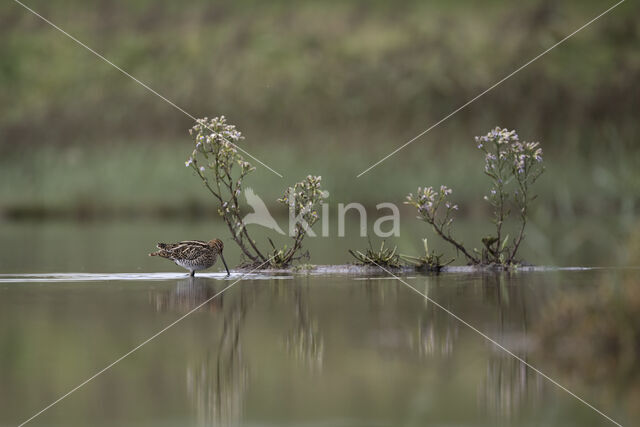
[
  {"left": 278, "top": 175, "right": 324, "bottom": 226},
  {"left": 475, "top": 127, "right": 543, "bottom": 176},
  {"left": 512, "top": 141, "right": 543, "bottom": 174},
  {"left": 185, "top": 116, "right": 246, "bottom": 168},
  {"left": 406, "top": 185, "right": 457, "bottom": 221}
]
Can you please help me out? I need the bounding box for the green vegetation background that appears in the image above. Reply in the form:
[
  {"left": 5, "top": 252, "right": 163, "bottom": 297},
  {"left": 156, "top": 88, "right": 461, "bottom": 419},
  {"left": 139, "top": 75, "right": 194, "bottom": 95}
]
[{"left": 1, "top": 0, "right": 638, "bottom": 260}]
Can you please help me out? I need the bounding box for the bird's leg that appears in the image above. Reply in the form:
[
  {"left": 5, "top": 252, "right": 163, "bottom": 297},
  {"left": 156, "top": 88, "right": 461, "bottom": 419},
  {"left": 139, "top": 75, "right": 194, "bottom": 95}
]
[{"left": 190, "top": 270, "right": 195, "bottom": 277}]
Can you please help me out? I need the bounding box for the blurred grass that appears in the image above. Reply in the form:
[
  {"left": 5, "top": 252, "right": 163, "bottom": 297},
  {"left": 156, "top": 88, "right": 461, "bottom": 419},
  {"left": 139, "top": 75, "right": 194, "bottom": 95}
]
[
  {"left": 1, "top": 0, "right": 638, "bottom": 144},
  {"left": 0, "top": 0, "right": 639, "bottom": 220},
  {"left": 0, "top": 134, "right": 638, "bottom": 219}
]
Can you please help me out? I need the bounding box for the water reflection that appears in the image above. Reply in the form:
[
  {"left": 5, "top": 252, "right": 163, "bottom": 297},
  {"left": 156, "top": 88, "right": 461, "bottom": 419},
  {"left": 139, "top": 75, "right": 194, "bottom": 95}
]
[
  {"left": 535, "top": 270, "right": 640, "bottom": 421},
  {"left": 408, "top": 274, "right": 547, "bottom": 423},
  {"left": 416, "top": 280, "right": 459, "bottom": 357},
  {"left": 481, "top": 353, "right": 544, "bottom": 423},
  {"left": 150, "top": 277, "right": 224, "bottom": 313},
  {"left": 151, "top": 278, "right": 252, "bottom": 426},
  {"left": 151, "top": 278, "right": 327, "bottom": 425},
  {"left": 155, "top": 273, "right": 553, "bottom": 425},
  {"left": 185, "top": 289, "right": 249, "bottom": 427},
  {"left": 417, "top": 312, "right": 459, "bottom": 357},
  {"left": 475, "top": 274, "right": 544, "bottom": 422},
  {"left": 52, "top": 270, "right": 634, "bottom": 426},
  {"left": 284, "top": 284, "right": 324, "bottom": 373}
]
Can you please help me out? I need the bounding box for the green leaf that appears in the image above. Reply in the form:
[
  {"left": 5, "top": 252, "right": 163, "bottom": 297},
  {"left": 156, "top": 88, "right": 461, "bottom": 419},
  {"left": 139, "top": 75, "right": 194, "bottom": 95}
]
[{"left": 500, "top": 234, "right": 510, "bottom": 251}]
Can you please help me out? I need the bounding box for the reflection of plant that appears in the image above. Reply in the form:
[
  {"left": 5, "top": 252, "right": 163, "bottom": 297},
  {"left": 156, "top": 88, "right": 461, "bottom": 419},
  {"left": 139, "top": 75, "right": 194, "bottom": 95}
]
[
  {"left": 481, "top": 353, "right": 541, "bottom": 422},
  {"left": 349, "top": 240, "right": 401, "bottom": 268},
  {"left": 400, "top": 238, "right": 453, "bottom": 272},
  {"left": 407, "top": 127, "right": 544, "bottom": 266},
  {"left": 285, "top": 287, "right": 324, "bottom": 372},
  {"left": 186, "top": 286, "right": 252, "bottom": 427},
  {"left": 186, "top": 117, "right": 324, "bottom": 267}
]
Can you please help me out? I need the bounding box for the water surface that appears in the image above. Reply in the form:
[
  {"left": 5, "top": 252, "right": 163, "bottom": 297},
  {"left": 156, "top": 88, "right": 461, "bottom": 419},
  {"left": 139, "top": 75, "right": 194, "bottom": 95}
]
[{"left": 1, "top": 269, "right": 638, "bottom": 426}]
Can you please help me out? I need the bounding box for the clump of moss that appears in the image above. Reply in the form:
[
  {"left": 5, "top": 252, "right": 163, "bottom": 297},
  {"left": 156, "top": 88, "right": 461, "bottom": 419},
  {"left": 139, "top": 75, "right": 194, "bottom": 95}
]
[
  {"left": 400, "top": 238, "right": 453, "bottom": 272},
  {"left": 348, "top": 240, "right": 401, "bottom": 269}
]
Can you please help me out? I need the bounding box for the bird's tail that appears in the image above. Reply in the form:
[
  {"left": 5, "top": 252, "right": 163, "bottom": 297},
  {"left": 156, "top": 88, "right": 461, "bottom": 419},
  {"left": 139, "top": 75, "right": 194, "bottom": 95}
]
[
  {"left": 150, "top": 242, "right": 172, "bottom": 257},
  {"left": 149, "top": 250, "right": 169, "bottom": 258}
]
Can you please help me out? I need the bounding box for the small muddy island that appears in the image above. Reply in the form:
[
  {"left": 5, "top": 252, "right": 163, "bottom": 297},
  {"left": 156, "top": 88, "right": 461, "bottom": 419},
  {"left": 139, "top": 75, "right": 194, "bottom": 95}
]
[{"left": 235, "top": 263, "right": 547, "bottom": 275}]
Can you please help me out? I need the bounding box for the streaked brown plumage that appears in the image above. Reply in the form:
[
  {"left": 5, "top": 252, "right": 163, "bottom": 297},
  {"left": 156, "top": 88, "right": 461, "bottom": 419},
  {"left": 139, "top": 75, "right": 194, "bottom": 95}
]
[{"left": 149, "top": 238, "right": 230, "bottom": 277}]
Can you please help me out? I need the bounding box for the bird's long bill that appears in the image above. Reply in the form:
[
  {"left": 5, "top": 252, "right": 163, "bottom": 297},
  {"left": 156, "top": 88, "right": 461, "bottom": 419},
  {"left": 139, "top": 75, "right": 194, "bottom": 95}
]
[{"left": 220, "top": 253, "right": 230, "bottom": 276}]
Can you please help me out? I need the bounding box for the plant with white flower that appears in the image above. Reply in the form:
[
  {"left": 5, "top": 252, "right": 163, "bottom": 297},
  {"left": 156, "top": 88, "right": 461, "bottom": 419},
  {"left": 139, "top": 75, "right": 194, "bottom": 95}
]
[
  {"left": 274, "top": 175, "right": 325, "bottom": 267},
  {"left": 406, "top": 185, "right": 479, "bottom": 263},
  {"left": 407, "top": 127, "right": 544, "bottom": 267},
  {"left": 506, "top": 136, "right": 544, "bottom": 264},
  {"left": 186, "top": 116, "right": 267, "bottom": 264},
  {"left": 477, "top": 127, "right": 544, "bottom": 264},
  {"left": 186, "top": 117, "right": 326, "bottom": 268}
]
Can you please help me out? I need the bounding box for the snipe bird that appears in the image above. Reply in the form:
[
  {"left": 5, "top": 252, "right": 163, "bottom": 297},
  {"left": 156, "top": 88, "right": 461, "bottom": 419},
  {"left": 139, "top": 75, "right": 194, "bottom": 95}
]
[{"left": 149, "top": 239, "right": 230, "bottom": 277}]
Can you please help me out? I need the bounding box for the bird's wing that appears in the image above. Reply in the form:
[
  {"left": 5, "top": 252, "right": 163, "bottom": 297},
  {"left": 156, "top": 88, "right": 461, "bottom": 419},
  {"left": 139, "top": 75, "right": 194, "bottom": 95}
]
[
  {"left": 157, "top": 242, "right": 179, "bottom": 250},
  {"left": 171, "top": 242, "right": 207, "bottom": 260},
  {"left": 176, "top": 240, "right": 208, "bottom": 247},
  {"left": 158, "top": 240, "right": 208, "bottom": 258}
]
